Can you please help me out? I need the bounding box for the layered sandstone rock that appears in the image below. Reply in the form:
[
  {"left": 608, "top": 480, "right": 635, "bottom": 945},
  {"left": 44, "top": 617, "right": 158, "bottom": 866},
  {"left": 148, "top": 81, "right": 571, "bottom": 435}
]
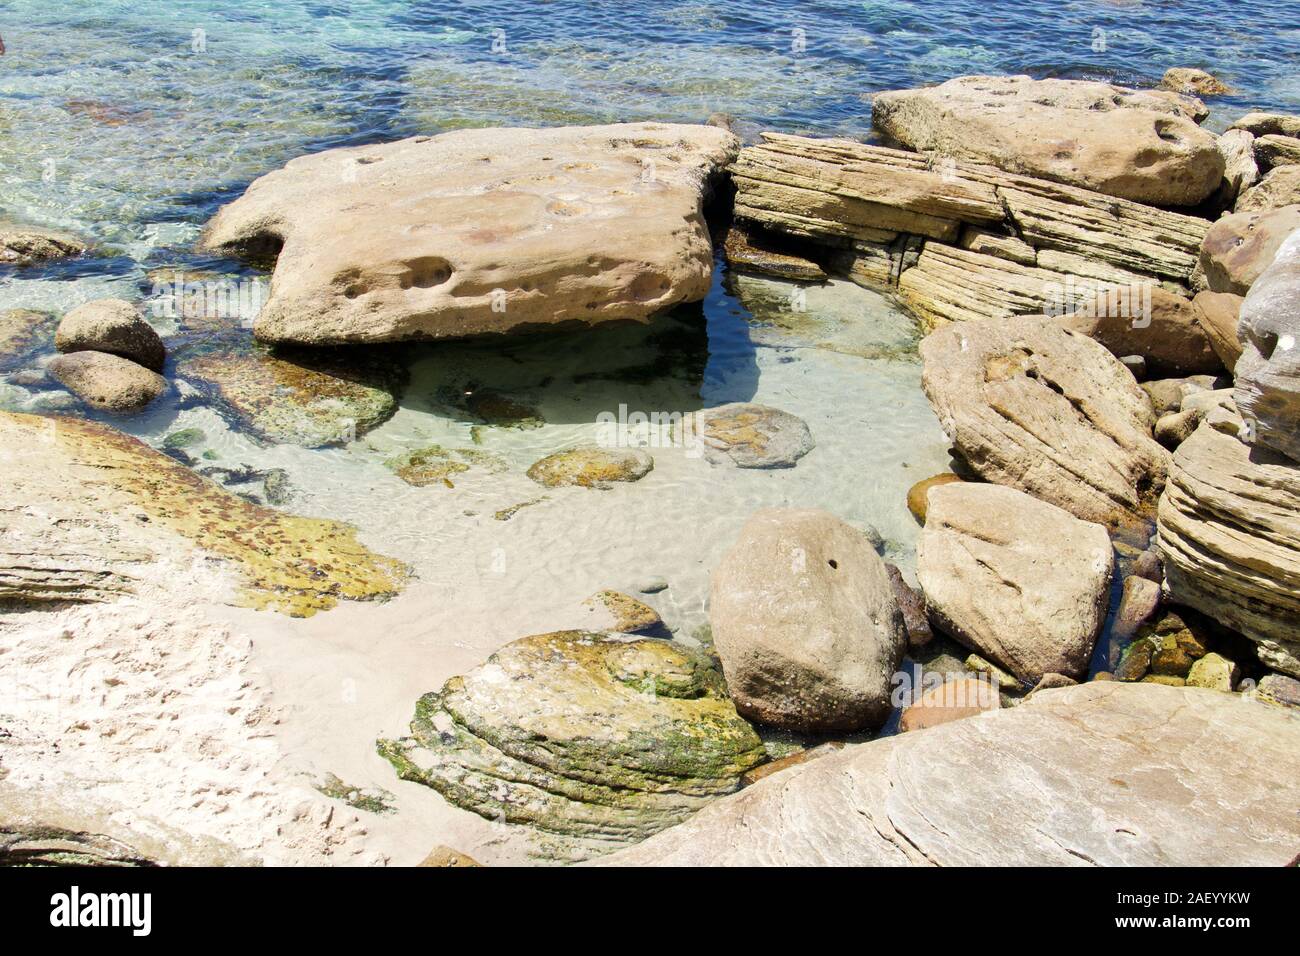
[
  {"left": 871, "top": 75, "right": 1222, "bottom": 206},
  {"left": 1157, "top": 409, "right": 1300, "bottom": 677},
  {"left": 920, "top": 318, "right": 1169, "bottom": 525},
  {"left": 1235, "top": 228, "right": 1300, "bottom": 463},
  {"left": 728, "top": 133, "right": 1209, "bottom": 330},
  {"left": 918, "top": 483, "right": 1112, "bottom": 682},
  {"left": 709, "top": 508, "right": 906, "bottom": 732},
  {"left": 201, "top": 123, "right": 738, "bottom": 345},
  {"left": 1257, "top": 134, "right": 1300, "bottom": 171},
  {"left": 377, "top": 630, "right": 766, "bottom": 861},
  {"left": 599, "top": 682, "right": 1300, "bottom": 866}
]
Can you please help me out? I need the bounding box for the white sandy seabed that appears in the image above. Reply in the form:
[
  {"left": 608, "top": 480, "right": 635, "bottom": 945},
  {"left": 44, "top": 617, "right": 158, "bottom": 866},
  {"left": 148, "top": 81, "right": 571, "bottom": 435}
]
[{"left": 0, "top": 275, "right": 954, "bottom": 865}]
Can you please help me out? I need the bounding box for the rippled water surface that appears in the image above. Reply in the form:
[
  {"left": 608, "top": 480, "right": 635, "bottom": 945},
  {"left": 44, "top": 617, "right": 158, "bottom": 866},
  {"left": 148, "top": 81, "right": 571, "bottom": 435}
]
[{"left": 1, "top": 0, "right": 1297, "bottom": 636}]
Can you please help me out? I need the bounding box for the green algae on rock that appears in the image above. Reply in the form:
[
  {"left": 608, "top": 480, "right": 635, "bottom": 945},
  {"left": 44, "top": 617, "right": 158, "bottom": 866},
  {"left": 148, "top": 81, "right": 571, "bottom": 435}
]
[
  {"left": 385, "top": 444, "right": 506, "bottom": 488},
  {"left": 171, "top": 330, "right": 403, "bottom": 447},
  {"left": 378, "top": 630, "right": 766, "bottom": 860},
  {"left": 0, "top": 412, "right": 406, "bottom": 616}
]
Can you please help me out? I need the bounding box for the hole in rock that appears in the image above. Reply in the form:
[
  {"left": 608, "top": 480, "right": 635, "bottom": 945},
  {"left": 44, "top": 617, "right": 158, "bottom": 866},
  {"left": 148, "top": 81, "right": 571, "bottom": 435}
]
[{"left": 401, "top": 256, "right": 453, "bottom": 289}]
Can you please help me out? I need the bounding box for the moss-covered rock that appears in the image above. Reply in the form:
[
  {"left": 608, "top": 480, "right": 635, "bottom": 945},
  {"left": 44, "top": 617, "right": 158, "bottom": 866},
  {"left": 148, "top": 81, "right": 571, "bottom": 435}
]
[
  {"left": 171, "top": 330, "right": 402, "bottom": 447},
  {"left": 385, "top": 444, "right": 506, "bottom": 488},
  {"left": 378, "top": 630, "right": 765, "bottom": 860}
]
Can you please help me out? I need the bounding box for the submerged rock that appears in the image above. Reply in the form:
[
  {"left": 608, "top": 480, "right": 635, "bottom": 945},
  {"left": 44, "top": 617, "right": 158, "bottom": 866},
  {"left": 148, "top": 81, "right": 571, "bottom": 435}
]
[
  {"left": 680, "top": 402, "right": 814, "bottom": 468},
  {"left": 172, "top": 331, "right": 401, "bottom": 447},
  {"left": 598, "top": 682, "right": 1300, "bottom": 866},
  {"left": 1235, "top": 228, "right": 1300, "bottom": 463},
  {"left": 56, "top": 299, "right": 166, "bottom": 372},
  {"left": 200, "top": 123, "right": 738, "bottom": 345},
  {"left": 0, "top": 221, "right": 87, "bottom": 266},
  {"left": 871, "top": 75, "right": 1222, "bottom": 207},
  {"left": 579, "top": 590, "right": 664, "bottom": 635},
  {"left": 0, "top": 308, "right": 55, "bottom": 372},
  {"left": 48, "top": 351, "right": 167, "bottom": 413},
  {"left": 899, "top": 676, "right": 999, "bottom": 733},
  {"left": 920, "top": 317, "right": 1169, "bottom": 525},
  {"left": 385, "top": 444, "right": 504, "bottom": 488},
  {"left": 377, "top": 630, "right": 765, "bottom": 860},
  {"left": 709, "top": 508, "right": 907, "bottom": 732},
  {"left": 722, "top": 226, "right": 826, "bottom": 281},
  {"left": 918, "top": 483, "right": 1112, "bottom": 683},
  {"left": 1158, "top": 408, "right": 1300, "bottom": 677},
  {"left": 526, "top": 445, "right": 653, "bottom": 488},
  {"left": 0, "top": 412, "right": 406, "bottom": 616}
]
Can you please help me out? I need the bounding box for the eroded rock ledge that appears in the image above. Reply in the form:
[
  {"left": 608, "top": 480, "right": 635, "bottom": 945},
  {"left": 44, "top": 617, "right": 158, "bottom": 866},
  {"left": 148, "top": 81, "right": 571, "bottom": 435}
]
[{"left": 597, "top": 682, "right": 1300, "bottom": 866}]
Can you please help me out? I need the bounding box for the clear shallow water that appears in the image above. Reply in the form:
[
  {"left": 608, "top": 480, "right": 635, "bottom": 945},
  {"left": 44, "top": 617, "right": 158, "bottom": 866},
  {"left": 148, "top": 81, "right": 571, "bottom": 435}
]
[
  {"left": 1, "top": 0, "right": 1297, "bottom": 246},
  {"left": 0, "top": 0, "right": 1296, "bottom": 628}
]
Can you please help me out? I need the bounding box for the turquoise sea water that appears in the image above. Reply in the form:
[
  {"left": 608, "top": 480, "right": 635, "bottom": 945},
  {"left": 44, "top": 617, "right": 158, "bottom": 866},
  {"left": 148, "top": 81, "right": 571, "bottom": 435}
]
[{"left": 1, "top": 0, "right": 1298, "bottom": 247}]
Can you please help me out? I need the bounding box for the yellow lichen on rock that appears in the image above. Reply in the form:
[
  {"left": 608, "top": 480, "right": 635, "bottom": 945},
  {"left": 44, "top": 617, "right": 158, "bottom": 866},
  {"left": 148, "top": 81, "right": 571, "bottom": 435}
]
[{"left": 2, "top": 412, "right": 406, "bottom": 616}]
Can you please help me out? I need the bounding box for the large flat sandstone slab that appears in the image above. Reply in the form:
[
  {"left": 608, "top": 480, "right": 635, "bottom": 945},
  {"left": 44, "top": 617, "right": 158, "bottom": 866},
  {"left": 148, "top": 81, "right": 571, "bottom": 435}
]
[
  {"left": 598, "top": 682, "right": 1300, "bottom": 866},
  {"left": 201, "top": 123, "right": 738, "bottom": 345}
]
